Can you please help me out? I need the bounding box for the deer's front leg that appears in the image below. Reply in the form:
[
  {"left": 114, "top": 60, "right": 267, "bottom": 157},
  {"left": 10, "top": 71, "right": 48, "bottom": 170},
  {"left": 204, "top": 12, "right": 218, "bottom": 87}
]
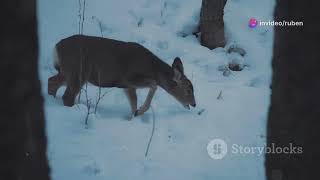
[
  {"left": 124, "top": 88, "right": 137, "bottom": 117},
  {"left": 135, "top": 84, "right": 157, "bottom": 116},
  {"left": 48, "top": 73, "right": 65, "bottom": 97}
]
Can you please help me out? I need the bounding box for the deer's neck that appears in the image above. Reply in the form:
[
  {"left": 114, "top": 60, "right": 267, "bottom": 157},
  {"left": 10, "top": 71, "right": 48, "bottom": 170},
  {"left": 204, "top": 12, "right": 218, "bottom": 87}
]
[{"left": 154, "top": 59, "right": 175, "bottom": 93}]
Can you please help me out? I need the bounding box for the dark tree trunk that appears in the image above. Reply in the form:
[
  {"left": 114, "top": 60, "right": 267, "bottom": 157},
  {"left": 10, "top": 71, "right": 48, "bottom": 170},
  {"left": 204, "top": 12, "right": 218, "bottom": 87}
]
[
  {"left": 199, "top": 0, "right": 227, "bottom": 49},
  {"left": 0, "top": 1, "right": 51, "bottom": 180},
  {"left": 266, "top": 0, "right": 320, "bottom": 180}
]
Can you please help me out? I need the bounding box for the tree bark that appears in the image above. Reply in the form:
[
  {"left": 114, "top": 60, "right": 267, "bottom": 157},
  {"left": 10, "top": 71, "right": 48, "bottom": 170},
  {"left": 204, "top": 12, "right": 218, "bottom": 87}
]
[
  {"left": 199, "top": 0, "right": 227, "bottom": 49},
  {"left": 0, "top": 1, "right": 51, "bottom": 180},
  {"left": 266, "top": 0, "right": 320, "bottom": 180}
]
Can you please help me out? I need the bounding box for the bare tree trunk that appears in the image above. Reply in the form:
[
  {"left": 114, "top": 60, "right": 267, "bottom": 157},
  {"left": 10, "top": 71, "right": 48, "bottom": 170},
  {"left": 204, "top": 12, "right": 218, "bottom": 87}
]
[
  {"left": 266, "top": 0, "right": 320, "bottom": 180},
  {"left": 199, "top": 0, "right": 227, "bottom": 49},
  {"left": 0, "top": 0, "right": 51, "bottom": 180}
]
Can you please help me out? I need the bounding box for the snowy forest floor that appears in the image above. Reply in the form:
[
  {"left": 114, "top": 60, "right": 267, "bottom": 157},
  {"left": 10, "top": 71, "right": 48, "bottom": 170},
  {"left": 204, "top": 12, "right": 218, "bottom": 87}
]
[{"left": 38, "top": 0, "right": 275, "bottom": 179}]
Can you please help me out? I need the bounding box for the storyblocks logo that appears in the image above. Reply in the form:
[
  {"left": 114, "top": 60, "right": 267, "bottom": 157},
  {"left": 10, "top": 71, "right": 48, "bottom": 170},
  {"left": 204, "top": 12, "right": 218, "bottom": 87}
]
[
  {"left": 207, "top": 139, "right": 303, "bottom": 160},
  {"left": 207, "top": 139, "right": 228, "bottom": 160}
]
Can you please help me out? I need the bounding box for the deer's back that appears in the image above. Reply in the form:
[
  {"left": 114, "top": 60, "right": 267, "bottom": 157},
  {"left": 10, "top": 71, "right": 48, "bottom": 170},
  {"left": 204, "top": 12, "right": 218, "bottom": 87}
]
[{"left": 56, "top": 35, "right": 160, "bottom": 88}]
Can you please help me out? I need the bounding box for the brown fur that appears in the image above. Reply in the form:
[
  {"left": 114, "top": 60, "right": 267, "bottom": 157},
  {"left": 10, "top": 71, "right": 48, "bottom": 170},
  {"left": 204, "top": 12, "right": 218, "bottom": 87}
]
[{"left": 48, "top": 35, "right": 196, "bottom": 116}]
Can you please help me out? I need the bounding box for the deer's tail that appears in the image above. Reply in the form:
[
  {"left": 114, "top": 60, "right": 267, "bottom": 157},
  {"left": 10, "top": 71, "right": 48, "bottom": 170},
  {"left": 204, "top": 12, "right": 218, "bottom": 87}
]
[{"left": 53, "top": 45, "right": 61, "bottom": 73}]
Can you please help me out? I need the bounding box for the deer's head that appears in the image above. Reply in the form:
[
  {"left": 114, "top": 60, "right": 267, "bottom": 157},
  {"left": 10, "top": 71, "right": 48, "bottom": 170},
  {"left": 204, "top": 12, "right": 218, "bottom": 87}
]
[{"left": 169, "top": 57, "right": 196, "bottom": 109}]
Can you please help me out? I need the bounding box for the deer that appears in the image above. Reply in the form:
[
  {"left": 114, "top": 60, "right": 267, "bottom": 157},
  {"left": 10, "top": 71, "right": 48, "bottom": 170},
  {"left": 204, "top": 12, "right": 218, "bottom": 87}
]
[{"left": 48, "top": 35, "right": 196, "bottom": 117}]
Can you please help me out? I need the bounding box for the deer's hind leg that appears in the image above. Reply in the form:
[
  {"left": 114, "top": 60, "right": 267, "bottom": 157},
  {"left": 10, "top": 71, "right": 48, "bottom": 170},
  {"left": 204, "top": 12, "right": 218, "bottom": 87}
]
[{"left": 48, "top": 73, "right": 65, "bottom": 97}]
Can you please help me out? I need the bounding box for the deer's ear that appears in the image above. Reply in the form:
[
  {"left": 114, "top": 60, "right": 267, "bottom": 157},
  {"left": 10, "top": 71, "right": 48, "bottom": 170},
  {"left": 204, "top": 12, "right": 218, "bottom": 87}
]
[
  {"left": 172, "top": 57, "right": 184, "bottom": 74},
  {"left": 173, "top": 68, "right": 182, "bottom": 82}
]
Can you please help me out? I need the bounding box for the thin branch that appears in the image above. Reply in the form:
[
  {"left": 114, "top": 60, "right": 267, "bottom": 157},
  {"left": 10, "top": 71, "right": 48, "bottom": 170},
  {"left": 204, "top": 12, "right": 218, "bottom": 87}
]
[
  {"left": 78, "top": 47, "right": 84, "bottom": 103},
  {"left": 92, "top": 16, "right": 104, "bottom": 37},
  {"left": 217, "top": 90, "right": 223, "bottom": 100},
  {"left": 94, "top": 72, "right": 110, "bottom": 114},
  {"left": 78, "top": 0, "right": 82, "bottom": 34},
  {"left": 94, "top": 89, "right": 109, "bottom": 114},
  {"left": 77, "top": 0, "right": 86, "bottom": 102},
  {"left": 98, "top": 21, "right": 103, "bottom": 37},
  {"left": 80, "top": 0, "right": 86, "bottom": 34},
  {"left": 84, "top": 82, "right": 92, "bottom": 128},
  {"left": 94, "top": 86, "right": 101, "bottom": 114},
  {"left": 160, "top": 1, "right": 167, "bottom": 18},
  {"left": 145, "top": 105, "right": 156, "bottom": 157},
  {"left": 197, "top": 109, "right": 205, "bottom": 115},
  {"left": 160, "top": 1, "right": 167, "bottom": 25}
]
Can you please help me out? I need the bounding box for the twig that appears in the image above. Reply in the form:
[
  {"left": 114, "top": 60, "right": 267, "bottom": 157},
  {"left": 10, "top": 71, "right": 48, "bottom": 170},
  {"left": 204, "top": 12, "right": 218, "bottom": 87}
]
[
  {"left": 198, "top": 109, "right": 205, "bottom": 115},
  {"left": 84, "top": 82, "right": 92, "bottom": 128},
  {"left": 77, "top": 47, "right": 84, "bottom": 104},
  {"left": 160, "top": 1, "right": 167, "bottom": 25},
  {"left": 217, "top": 90, "right": 223, "bottom": 100},
  {"left": 80, "top": 0, "right": 86, "bottom": 34},
  {"left": 145, "top": 105, "right": 156, "bottom": 157},
  {"left": 92, "top": 16, "right": 104, "bottom": 37},
  {"left": 94, "top": 72, "right": 109, "bottom": 114},
  {"left": 94, "top": 87, "right": 109, "bottom": 114},
  {"left": 78, "top": 0, "right": 82, "bottom": 34},
  {"left": 94, "top": 86, "right": 102, "bottom": 114},
  {"left": 77, "top": 0, "right": 86, "bottom": 102},
  {"left": 77, "top": 0, "right": 90, "bottom": 128},
  {"left": 98, "top": 20, "right": 103, "bottom": 37},
  {"left": 191, "top": 70, "right": 194, "bottom": 80},
  {"left": 160, "top": 1, "right": 167, "bottom": 18}
]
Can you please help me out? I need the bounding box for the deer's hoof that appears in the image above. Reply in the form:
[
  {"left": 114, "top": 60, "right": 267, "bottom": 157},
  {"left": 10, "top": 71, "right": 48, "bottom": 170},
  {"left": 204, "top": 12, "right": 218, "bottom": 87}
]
[
  {"left": 134, "top": 110, "right": 139, "bottom": 117},
  {"left": 62, "top": 99, "right": 74, "bottom": 107},
  {"left": 127, "top": 113, "right": 135, "bottom": 121},
  {"left": 48, "top": 90, "right": 56, "bottom": 98},
  {"left": 134, "top": 110, "right": 144, "bottom": 117}
]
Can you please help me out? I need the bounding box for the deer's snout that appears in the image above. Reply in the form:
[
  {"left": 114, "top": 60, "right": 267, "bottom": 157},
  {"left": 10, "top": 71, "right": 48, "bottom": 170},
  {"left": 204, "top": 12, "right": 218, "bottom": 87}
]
[{"left": 191, "top": 103, "right": 196, "bottom": 107}]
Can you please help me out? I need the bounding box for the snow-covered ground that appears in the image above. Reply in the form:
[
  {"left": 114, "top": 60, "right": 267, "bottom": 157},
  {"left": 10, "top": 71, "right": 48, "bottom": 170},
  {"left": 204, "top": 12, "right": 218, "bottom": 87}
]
[{"left": 38, "top": 0, "right": 275, "bottom": 179}]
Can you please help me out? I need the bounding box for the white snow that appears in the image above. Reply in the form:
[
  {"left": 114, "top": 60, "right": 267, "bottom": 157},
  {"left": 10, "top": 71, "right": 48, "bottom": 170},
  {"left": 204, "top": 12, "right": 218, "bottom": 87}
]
[{"left": 38, "top": 0, "right": 275, "bottom": 179}]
